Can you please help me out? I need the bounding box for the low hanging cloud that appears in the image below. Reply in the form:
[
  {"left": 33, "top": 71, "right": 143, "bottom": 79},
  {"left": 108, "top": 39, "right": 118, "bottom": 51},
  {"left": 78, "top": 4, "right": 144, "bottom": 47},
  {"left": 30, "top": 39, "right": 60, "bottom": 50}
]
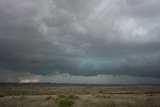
[{"left": 0, "top": 0, "right": 160, "bottom": 81}]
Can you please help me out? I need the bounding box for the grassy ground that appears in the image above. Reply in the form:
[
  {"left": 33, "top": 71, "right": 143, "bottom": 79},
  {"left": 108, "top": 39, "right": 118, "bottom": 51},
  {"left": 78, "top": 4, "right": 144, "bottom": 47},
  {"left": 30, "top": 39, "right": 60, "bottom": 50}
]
[{"left": 0, "top": 86, "right": 160, "bottom": 107}]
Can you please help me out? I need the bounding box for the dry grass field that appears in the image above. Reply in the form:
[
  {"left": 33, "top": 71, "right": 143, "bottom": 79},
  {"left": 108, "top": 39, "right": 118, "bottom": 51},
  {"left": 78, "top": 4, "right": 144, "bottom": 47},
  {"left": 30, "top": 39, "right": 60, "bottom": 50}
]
[{"left": 0, "top": 86, "right": 160, "bottom": 107}]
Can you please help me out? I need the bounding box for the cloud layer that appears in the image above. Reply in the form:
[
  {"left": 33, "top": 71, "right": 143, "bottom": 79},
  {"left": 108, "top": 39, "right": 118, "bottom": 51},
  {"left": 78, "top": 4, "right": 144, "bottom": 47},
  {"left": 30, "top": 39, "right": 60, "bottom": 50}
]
[{"left": 0, "top": 0, "right": 160, "bottom": 81}]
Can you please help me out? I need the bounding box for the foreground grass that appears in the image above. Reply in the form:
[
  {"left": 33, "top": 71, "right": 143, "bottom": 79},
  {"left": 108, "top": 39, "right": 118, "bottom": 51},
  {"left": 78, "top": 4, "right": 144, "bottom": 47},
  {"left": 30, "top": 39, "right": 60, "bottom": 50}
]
[
  {"left": 0, "top": 86, "right": 160, "bottom": 107},
  {"left": 0, "top": 94, "right": 160, "bottom": 107}
]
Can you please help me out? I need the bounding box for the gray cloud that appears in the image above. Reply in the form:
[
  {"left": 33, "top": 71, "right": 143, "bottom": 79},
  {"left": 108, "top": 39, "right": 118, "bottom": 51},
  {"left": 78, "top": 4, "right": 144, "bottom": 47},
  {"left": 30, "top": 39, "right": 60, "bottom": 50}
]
[{"left": 0, "top": 0, "right": 160, "bottom": 81}]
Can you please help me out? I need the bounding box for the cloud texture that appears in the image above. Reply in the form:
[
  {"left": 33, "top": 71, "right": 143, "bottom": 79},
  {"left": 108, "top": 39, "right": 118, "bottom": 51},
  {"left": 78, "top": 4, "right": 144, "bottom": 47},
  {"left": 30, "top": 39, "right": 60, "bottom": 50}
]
[{"left": 0, "top": 0, "right": 160, "bottom": 81}]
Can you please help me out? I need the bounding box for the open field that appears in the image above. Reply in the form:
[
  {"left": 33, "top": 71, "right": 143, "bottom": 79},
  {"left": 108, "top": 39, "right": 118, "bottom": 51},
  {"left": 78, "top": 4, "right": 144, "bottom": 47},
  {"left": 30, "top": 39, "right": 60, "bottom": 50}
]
[{"left": 0, "top": 85, "right": 160, "bottom": 107}]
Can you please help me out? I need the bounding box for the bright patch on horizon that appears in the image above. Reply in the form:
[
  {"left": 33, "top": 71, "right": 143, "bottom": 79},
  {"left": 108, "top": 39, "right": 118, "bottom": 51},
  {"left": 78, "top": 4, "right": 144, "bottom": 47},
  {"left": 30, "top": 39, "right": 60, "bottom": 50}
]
[{"left": 19, "top": 79, "right": 40, "bottom": 83}]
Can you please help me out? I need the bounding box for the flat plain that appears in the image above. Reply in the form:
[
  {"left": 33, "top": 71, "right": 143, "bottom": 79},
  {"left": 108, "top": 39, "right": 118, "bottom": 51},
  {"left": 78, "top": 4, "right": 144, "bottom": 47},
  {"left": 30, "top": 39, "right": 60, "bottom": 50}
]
[{"left": 0, "top": 85, "right": 160, "bottom": 107}]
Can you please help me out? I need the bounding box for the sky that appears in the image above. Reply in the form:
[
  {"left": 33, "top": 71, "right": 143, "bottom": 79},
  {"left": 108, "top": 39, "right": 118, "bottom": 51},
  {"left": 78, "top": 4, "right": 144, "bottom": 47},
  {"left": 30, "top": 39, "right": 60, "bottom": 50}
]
[{"left": 0, "top": 0, "right": 160, "bottom": 84}]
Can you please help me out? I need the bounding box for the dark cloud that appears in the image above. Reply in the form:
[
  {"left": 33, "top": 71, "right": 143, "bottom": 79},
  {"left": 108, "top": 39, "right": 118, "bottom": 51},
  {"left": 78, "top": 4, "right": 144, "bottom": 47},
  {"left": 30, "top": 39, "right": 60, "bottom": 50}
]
[{"left": 0, "top": 0, "right": 160, "bottom": 81}]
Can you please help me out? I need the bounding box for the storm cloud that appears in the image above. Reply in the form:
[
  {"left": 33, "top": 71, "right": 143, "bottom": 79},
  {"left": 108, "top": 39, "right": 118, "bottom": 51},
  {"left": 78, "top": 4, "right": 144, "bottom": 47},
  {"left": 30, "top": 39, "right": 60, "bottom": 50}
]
[{"left": 0, "top": 0, "right": 160, "bottom": 82}]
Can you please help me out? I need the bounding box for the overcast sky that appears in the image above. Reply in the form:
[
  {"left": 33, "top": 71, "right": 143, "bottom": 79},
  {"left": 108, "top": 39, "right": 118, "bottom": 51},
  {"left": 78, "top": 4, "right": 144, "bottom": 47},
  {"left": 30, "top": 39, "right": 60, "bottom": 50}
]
[{"left": 0, "top": 0, "right": 160, "bottom": 84}]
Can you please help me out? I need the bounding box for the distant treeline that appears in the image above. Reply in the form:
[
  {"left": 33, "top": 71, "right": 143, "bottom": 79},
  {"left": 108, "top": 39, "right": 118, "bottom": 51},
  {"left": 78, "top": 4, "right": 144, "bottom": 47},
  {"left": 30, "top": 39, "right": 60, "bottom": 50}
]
[{"left": 0, "top": 82, "right": 160, "bottom": 87}]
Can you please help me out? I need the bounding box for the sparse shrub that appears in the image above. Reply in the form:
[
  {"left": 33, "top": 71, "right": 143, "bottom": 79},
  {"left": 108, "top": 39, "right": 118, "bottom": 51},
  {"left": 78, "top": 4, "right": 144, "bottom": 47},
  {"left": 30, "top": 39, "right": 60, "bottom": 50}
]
[
  {"left": 99, "top": 90, "right": 103, "bottom": 94},
  {"left": 58, "top": 94, "right": 66, "bottom": 98},
  {"left": 95, "top": 94, "right": 111, "bottom": 98},
  {"left": 109, "top": 93, "right": 114, "bottom": 96},
  {"left": 85, "top": 91, "right": 90, "bottom": 94},
  {"left": 58, "top": 98, "right": 74, "bottom": 107},
  {"left": 0, "top": 94, "right": 4, "bottom": 97},
  {"left": 46, "top": 95, "right": 54, "bottom": 100},
  {"left": 106, "top": 95, "right": 111, "bottom": 98},
  {"left": 68, "top": 94, "right": 78, "bottom": 99},
  {"left": 56, "top": 94, "right": 76, "bottom": 107}
]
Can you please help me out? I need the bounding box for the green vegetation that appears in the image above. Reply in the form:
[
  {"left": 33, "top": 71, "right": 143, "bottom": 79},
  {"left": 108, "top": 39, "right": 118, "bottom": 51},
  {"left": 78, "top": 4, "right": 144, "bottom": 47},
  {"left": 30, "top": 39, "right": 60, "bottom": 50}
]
[
  {"left": 58, "top": 97, "right": 74, "bottom": 107},
  {"left": 56, "top": 94, "right": 78, "bottom": 107}
]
